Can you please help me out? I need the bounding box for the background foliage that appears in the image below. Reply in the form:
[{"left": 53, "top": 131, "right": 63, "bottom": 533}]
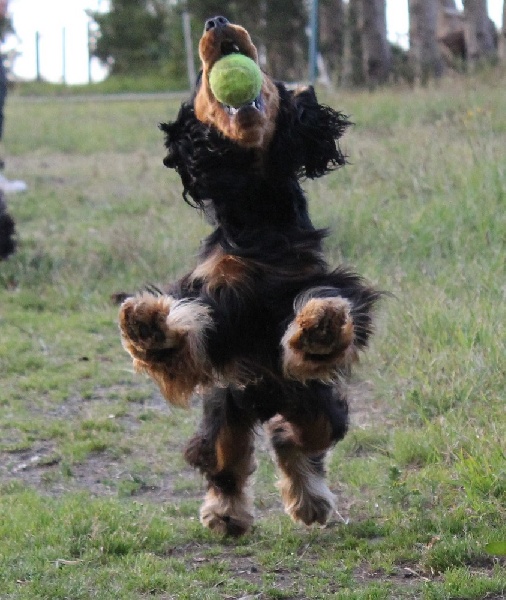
[
  {"left": 90, "top": 0, "right": 171, "bottom": 75},
  {"left": 86, "top": 0, "right": 505, "bottom": 88}
]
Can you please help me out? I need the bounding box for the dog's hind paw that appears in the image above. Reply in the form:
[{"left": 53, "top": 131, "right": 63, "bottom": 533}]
[
  {"left": 200, "top": 488, "right": 254, "bottom": 537},
  {"left": 283, "top": 483, "right": 335, "bottom": 526},
  {"left": 277, "top": 461, "right": 335, "bottom": 526},
  {"left": 281, "top": 297, "right": 356, "bottom": 381}
]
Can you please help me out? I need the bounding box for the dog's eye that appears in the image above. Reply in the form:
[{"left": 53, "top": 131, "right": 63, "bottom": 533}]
[{"left": 220, "top": 41, "right": 240, "bottom": 56}]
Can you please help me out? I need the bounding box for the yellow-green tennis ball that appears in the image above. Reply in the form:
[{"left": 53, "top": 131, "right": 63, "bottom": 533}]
[{"left": 209, "top": 54, "right": 262, "bottom": 108}]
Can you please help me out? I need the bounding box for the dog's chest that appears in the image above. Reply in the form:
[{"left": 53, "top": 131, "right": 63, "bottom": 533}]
[{"left": 190, "top": 248, "right": 255, "bottom": 295}]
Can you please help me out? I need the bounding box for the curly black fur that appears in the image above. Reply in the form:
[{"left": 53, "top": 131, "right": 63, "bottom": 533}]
[
  {"left": 160, "top": 81, "right": 377, "bottom": 454},
  {"left": 160, "top": 81, "right": 378, "bottom": 370},
  {"left": 161, "top": 84, "right": 349, "bottom": 235}
]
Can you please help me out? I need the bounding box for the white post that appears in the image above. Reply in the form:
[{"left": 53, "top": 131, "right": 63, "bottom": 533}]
[{"left": 182, "top": 11, "right": 196, "bottom": 90}]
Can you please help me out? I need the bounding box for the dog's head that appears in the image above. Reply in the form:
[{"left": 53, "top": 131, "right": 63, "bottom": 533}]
[
  {"left": 162, "top": 18, "right": 350, "bottom": 210},
  {"left": 194, "top": 16, "right": 280, "bottom": 150}
]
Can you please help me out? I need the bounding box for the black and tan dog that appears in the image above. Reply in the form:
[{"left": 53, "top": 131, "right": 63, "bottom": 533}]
[{"left": 119, "top": 17, "right": 380, "bottom": 536}]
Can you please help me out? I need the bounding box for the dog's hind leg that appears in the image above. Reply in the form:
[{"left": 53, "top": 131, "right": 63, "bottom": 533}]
[
  {"left": 184, "top": 387, "right": 257, "bottom": 536},
  {"left": 266, "top": 415, "right": 335, "bottom": 526},
  {"left": 265, "top": 385, "right": 348, "bottom": 527}
]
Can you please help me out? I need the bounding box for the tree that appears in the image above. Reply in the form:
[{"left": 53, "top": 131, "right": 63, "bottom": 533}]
[
  {"left": 501, "top": 0, "right": 506, "bottom": 61},
  {"left": 408, "top": 0, "right": 443, "bottom": 82},
  {"left": 342, "top": 0, "right": 392, "bottom": 87},
  {"left": 437, "top": 0, "right": 467, "bottom": 64},
  {"left": 90, "top": 0, "right": 170, "bottom": 75},
  {"left": 463, "top": 0, "right": 497, "bottom": 63},
  {"left": 186, "top": 0, "right": 262, "bottom": 37},
  {"left": 342, "top": 0, "right": 365, "bottom": 85},
  {"left": 319, "top": 0, "right": 345, "bottom": 82},
  {"left": 187, "top": 0, "right": 307, "bottom": 81},
  {"left": 357, "top": 0, "right": 391, "bottom": 86},
  {"left": 263, "top": 0, "right": 307, "bottom": 80},
  {"left": 0, "top": 10, "right": 13, "bottom": 41}
]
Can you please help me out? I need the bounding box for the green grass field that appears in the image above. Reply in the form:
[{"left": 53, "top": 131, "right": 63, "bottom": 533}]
[{"left": 0, "top": 70, "right": 505, "bottom": 599}]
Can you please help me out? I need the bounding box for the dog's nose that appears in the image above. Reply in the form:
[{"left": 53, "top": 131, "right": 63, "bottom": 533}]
[{"left": 204, "top": 16, "right": 229, "bottom": 32}]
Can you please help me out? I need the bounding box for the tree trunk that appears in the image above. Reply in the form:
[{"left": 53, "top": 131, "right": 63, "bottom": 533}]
[
  {"left": 358, "top": 0, "right": 391, "bottom": 86},
  {"left": 188, "top": 0, "right": 307, "bottom": 80},
  {"left": 263, "top": 0, "right": 307, "bottom": 80},
  {"left": 408, "top": 0, "right": 443, "bottom": 82},
  {"left": 463, "top": 0, "right": 497, "bottom": 63},
  {"left": 319, "top": 0, "right": 345, "bottom": 81},
  {"left": 342, "top": 0, "right": 365, "bottom": 85},
  {"left": 501, "top": 0, "right": 506, "bottom": 61},
  {"left": 437, "top": 0, "right": 466, "bottom": 65}
]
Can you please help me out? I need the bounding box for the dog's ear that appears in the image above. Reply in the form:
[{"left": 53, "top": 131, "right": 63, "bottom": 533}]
[
  {"left": 161, "top": 73, "right": 203, "bottom": 176},
  {"left": 160, "top": 101, "right": 203, "bottom": 206},
  {"left": 291, "top": 86, "right": 350, "bottom": 179},
  {"left": 160, "top": 102, "right": 194, "bottom": 172}
]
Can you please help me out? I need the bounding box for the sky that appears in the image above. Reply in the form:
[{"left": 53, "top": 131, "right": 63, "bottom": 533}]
[{"left": 3, "top": 0, "right": 505, "bottom": 85}]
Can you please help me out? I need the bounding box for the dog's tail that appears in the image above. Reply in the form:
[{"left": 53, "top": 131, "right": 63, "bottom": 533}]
[{"left": 0, "top": 191, "right": 16, "bottom": 260}]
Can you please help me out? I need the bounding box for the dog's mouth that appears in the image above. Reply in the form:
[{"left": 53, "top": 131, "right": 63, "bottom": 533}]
[
  {"left": 220, "top": 39, "right": 241, "bottom": 56},
  {"left": 223, "top": 98, "right": 264, "bottom": 117},
  {"left": 213, "top": 40, "right": 265, "bottom": 118}
]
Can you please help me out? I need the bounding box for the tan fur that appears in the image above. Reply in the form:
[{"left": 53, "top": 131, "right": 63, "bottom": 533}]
[
  {"left": 277, "top": 454, "right": 335, "bottom": 526},
  {"left": 190, "top": 247, "right": 254, "bottom": 294},
  {"left": 214, "top": 424, "right": 255, "bottom": 476},
  {"left": 265, "top": 416, "right": 335, "bottom": 526},
  {"left": 195, "top": 422, "right": 257, "bottom": 536},
  {"left": 281, "top": 297, "right": 357, "bottom": 382},
  {"left": 194, "top": 22, "right": 280, "bottom": 150},
  {"left": 200, "top": 485, "right": 255, "bottom": 536},
  {"left": 184, "top": 409, "right": 257, "bottom": 536},
  {"left": 267, "top": 413, "right": 334, "bottom": 455},
  {"left": 119, "top": 293, "right": 214, "bottom": 407}
]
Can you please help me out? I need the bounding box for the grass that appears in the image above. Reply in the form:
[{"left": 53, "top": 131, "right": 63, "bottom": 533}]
[{"left": 0, "top": 70, "right": 505, "bottom": 599}]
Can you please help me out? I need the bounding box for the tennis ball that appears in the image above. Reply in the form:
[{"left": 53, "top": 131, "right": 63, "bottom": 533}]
[{"left": 209, "top": 54, "right": 262, "bottom": 108}]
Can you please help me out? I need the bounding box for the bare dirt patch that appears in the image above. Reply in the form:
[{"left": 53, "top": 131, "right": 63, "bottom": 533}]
[{"left": 1, "top": 375, "right": 386, "bottom": 507}]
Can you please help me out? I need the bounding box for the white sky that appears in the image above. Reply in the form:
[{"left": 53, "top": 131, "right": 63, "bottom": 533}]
[{"left": 3, "top": 0, "right": 505, "bottom": 85}]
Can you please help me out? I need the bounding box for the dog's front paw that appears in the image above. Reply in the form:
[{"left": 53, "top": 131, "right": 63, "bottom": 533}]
[
  {"left": 119, "top": 292, "right": 214, "bottom": 406},
  {"left": 281, "top": 297, "right": 356, "bottom": 381},
  {"left": 119, "top": 293, "right": 183, "bottom": 361}
]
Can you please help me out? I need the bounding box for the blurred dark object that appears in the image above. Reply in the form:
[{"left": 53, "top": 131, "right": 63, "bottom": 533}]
[{"left": 0, "top": 189, "right": 16, "bottom": 259}]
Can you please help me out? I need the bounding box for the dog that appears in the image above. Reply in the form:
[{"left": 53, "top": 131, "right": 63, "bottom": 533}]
[
  {"left": 0, "top": 190, "right": 16, "bottom": 260},
  {"left": 119, "top": 17, "right": 380, "bottom": 536}
]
